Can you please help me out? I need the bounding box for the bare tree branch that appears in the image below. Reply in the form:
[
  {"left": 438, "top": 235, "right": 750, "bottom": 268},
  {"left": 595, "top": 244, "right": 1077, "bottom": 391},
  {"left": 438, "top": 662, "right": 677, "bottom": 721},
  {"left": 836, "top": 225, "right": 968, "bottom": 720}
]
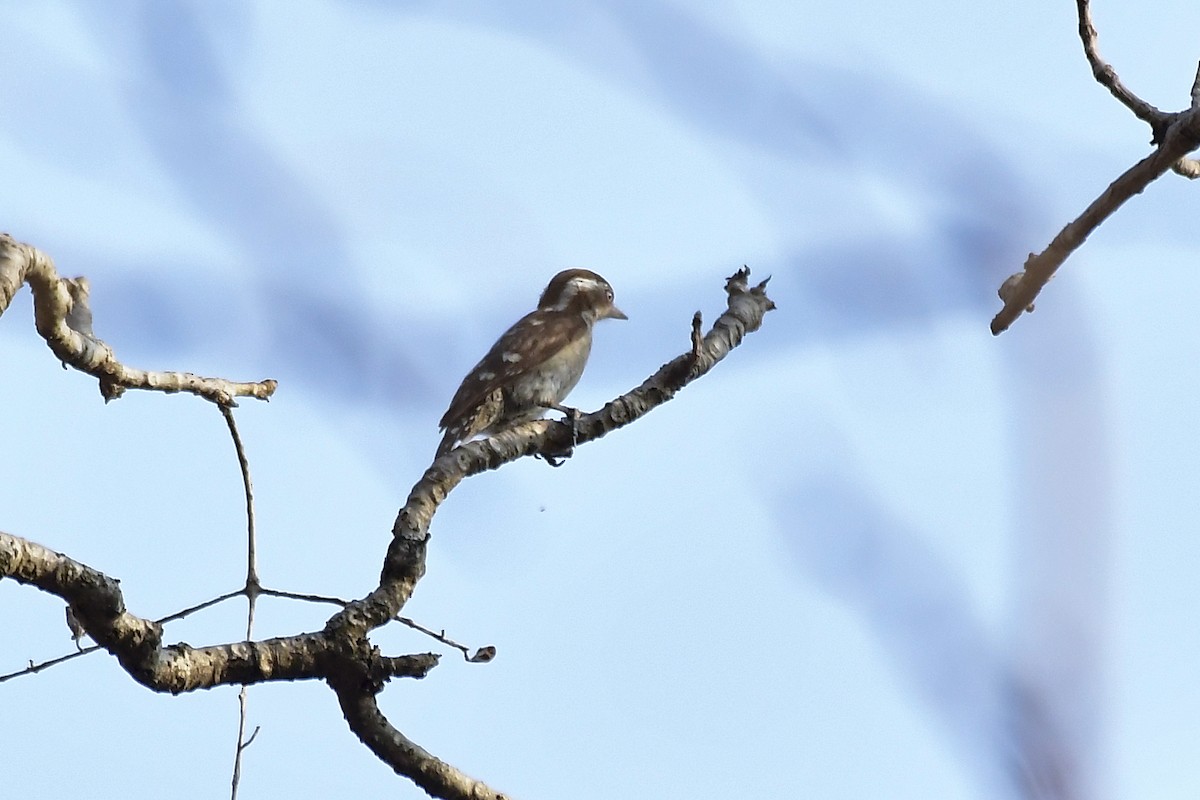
[
  {"left": 0, "top": 530, "right": 336, "bottom": 689},
  {"left": 0, "top": 233, "right": 276, "bottom": 404},
  {"left": 992, "top": 4, "right": 1200, "bottom": 334},
  {"left": 991, "top": 114, "right": 1200, "bottom": 334},
  {"left": 220, "top": 404, "right": 261, "bottom": 609},
  {"left": 1074, "top": 0, "right": 1171, "bottom": 138},
  {"left": 333, "top": 686, "right": 510, "bottom": 800},
  {"left": 156, "top": 589, "right": 247, "bottom": 625},
  {"left": 3, "top": 257, "right": 774, "bottom": 798},
  {"left": 230, "top": 690, "right": 259, "bottom": 800},
  {"left": 396, "top": 617, "right": 496, "bottom": 663},
  {"left": 321, "top": 268, "right": 775, "bottom": 643},
  {"left": 378, "top": 653, "right": 441, "bottom": 680}
]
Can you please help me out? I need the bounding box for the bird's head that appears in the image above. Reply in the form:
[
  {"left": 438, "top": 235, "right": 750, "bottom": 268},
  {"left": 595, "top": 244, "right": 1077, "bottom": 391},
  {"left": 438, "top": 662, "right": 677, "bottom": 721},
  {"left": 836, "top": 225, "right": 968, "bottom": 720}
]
[{"left": 538, "top": 269, "right": 627, "bottom": 324}]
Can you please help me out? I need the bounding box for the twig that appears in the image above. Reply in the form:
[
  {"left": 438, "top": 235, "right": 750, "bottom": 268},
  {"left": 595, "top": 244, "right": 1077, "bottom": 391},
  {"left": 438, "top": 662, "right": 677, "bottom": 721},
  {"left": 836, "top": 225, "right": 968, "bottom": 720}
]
[
  {"left": 65, "top": 606, "right": 86, "bottom": 650},
  {"left": 230, "top": 688, "right": 260, "bottom": 800},
  {"left": 156, "top": 589, "right": 245, "bottom": 625},
  {"left": 1075, "top": 0, "right": 1169, "bottom": 136},
  {"left": 0, "top": 643, "right": 101, "bottom": 682},
  {"left": 259, "top": 588, "right": 348, "bottom": 606},
  {"left": 220, "top": 402, "right": 261, "bottom": 799},
  {"left": 396, "top": 617, "right": 495, "bottom": 663},
  {"left": 991, "top": 118, "right": 1200, "bottom": 334},
  {"left": 220, "top": 404, "right": 260, "bottom": 603}
]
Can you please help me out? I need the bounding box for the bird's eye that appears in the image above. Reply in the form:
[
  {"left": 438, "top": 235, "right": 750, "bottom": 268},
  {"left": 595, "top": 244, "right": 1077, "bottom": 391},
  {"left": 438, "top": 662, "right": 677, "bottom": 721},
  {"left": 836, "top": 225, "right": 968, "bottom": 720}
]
[{"left": 606, "top": 289, "right": 613, "bottom": 302}]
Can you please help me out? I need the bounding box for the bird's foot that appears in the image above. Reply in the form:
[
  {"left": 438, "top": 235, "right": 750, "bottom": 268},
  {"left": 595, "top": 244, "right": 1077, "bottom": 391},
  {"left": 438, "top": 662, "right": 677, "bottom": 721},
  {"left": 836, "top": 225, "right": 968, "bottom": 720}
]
[
  {"left": 536, "top": 405, "right": 582, "bottom": 467},
  {"left": 537, "top": 451, "right": 569, "bottom": 468},
  {"left": 557, "top": 405, "right": 582, "bottom": 449}
]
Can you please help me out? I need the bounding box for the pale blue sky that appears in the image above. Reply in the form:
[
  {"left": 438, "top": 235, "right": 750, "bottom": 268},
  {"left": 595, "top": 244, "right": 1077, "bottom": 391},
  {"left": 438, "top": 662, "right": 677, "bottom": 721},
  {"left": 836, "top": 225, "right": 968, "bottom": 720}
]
[{"left": 2, "top": 2, "right": 1198, "bottom": 798}]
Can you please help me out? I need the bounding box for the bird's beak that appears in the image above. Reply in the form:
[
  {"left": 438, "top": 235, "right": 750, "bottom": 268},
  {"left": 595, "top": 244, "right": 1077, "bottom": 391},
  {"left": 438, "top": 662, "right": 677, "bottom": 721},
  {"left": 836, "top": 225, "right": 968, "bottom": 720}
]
[{"left": 607, "top": 305, "right": 628, "bottom": 321}]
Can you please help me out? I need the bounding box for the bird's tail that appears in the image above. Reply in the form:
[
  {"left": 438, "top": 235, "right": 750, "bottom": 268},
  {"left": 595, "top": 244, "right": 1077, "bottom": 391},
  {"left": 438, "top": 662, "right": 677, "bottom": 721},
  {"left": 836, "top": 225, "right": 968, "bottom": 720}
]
[{"left": 435, "top": 430, "right": 457, "bottom": 459}]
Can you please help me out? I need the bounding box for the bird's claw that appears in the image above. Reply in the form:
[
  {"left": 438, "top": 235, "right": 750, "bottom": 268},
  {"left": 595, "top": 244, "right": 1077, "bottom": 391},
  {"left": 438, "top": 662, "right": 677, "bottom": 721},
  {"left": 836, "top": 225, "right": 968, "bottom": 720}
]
[{"left": 536, "top": 406, "right": 581, "bottom": 467}]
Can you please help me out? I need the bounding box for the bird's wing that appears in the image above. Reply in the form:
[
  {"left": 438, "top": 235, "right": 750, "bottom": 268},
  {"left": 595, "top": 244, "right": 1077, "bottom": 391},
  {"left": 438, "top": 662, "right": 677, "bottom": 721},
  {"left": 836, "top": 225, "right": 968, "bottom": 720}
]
[{"left": 438, "top": 310, "right": 585, "bottom": 431}]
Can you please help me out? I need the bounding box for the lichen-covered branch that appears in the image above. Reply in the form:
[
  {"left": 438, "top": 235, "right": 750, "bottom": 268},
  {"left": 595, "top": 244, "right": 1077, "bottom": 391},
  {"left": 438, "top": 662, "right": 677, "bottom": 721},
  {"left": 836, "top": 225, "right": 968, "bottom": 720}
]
[
  {"left": 312, "top": 266, "right": 772, "bottom": 797},
  {"left": 324, "top": 267, "right": 776, "bottom": 642},
  {"left": 0, "top": 233, "right": 276, "bottom": 404},
  {"left": 3, "top": 261, "right": 775, "bottom": 799},
  {"left": 333, "top": 681, "right": 509, "bottom": 800},
  {"left": 0, "top": 530, "right": 340, "bottom": 690}
]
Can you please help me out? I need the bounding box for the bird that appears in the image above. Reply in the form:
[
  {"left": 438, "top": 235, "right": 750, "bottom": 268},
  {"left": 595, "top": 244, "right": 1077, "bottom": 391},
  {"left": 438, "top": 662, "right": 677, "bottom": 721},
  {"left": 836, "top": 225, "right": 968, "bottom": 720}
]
[{"left": 436, "top": 268, "right": 627, "bottom": 458}]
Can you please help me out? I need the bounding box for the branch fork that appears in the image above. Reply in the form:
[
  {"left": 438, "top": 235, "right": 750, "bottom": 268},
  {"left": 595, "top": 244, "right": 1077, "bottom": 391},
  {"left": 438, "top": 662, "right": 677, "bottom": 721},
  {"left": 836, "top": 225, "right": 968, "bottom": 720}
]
[
  {"left": 991, "top": 1, "right": 1200, "bottom": 334},
  {"left": 2, "top": 251, "right": 774, "bottom": 799}
]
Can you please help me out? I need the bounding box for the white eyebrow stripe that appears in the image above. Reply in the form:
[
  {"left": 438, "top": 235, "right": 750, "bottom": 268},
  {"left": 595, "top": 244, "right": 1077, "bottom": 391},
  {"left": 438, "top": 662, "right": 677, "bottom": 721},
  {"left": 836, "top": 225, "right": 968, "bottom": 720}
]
[
  {"left": 567, "top": 277, "right": 603, "bottom": 293},
  {"left": 547, "top": 276, "right": 605, "bottom": 310}
]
